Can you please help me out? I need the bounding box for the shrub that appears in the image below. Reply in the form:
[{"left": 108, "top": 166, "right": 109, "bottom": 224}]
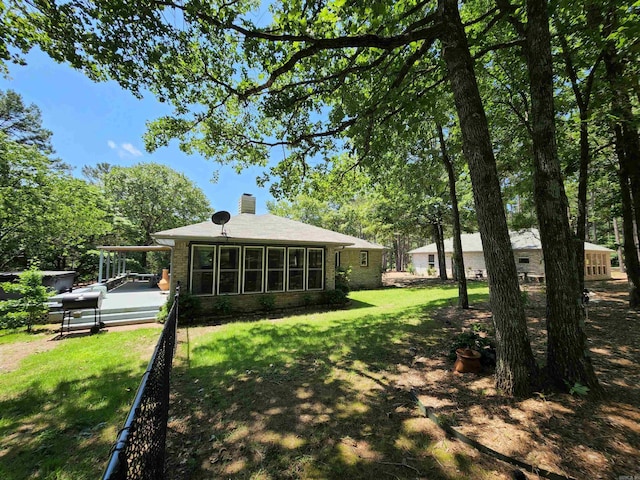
[
  {"left": 323, "top": 289, "right": 348, "bottom": 306},
  {"left": 335, "top": 266, "right": 351, "bottom": 294},
  {"left": 407, "top": 262, "right": 415, "bottom": 275},
  {"left": 178, "top": 290, "right": 202, "bottom": 322},
  {"left": 259, "top": 294, "right": 276, "bottom": 312},
  {"left": 0, "top": 268, "right": 53, "bottom": 332},
  {"left": 156, "top": 300, "right": 170, "bottom": 323},
  {"left": 211, "top": 296, "right": 232, "bottom": 316}
]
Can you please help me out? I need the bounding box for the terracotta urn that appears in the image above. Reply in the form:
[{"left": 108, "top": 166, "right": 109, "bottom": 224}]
[
  {"left": 158, "top": 268, "right": 170, "bottom": 291},
  {"left": 453, "top": 348, "right": 482, "bottom": 374}
]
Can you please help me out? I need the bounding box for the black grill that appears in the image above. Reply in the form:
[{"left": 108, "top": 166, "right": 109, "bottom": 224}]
[{"left": 60, "top": 292, "right": 103, "bottom": 334}]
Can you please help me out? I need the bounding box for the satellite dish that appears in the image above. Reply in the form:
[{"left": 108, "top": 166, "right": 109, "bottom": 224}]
[{"left": 211, "top": 211, "right": 231, "bottom": 234}]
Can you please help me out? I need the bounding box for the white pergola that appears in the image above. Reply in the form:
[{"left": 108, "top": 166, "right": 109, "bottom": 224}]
[{"left": 96, "top": 245, "right": 172, "bottom": 283}]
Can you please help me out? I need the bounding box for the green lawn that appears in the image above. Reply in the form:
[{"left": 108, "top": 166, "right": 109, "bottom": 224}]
[
  {"left": 167, "top": 283, "right": 496, "bottom": 479},
  {"left": 0, "top": 327, "right": 162, "bottom": 480},
  {"left": 0, "top": 283, "right": 493, "bottom": 480}
]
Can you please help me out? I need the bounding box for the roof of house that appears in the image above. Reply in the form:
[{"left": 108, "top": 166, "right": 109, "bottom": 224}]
[
  {"left": 408, "top": 229, "right": 613, "bottom": 254},
  {"left": 152, "top": 213, "right": 386, "bottom": 250}
]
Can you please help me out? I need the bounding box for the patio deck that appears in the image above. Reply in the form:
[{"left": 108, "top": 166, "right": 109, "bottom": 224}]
[{"left": 52, "top": 280, "right": 169, "bottom": 332}]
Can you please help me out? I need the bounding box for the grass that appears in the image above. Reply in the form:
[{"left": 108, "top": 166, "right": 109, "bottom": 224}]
[
  {"left": 0, "top": 327, "right": 162, "bottom": 480},
  {"left": 167, "top": 283, "right": 497, "bottom": 479}
]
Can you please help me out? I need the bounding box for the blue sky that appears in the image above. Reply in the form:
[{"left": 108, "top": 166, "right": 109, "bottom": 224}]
[{"left": 0, "top": 49, "right": 274, "bottom": 215}]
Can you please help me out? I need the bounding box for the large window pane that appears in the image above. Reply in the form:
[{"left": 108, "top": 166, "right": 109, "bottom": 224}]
[
  {"left": 191, "top": 271, "right": 214, "bottom": 295},
  {"left": 191, "top": 245, "right": 215, "bottom": 295},
  {"left": 267, "top": 247, "right": 285, "bottom": 292},
  {"left": 307, "top": 248, "right": 324, "bottom": 290},
  {"left": 218, "top": 246, "right": 240, "bottom": 294},
  {"left": 288, "top": 247, "right": 305, "bottom": 291},
  {"left": 243, "top": 247, "right": 264, "bottom": 293}
]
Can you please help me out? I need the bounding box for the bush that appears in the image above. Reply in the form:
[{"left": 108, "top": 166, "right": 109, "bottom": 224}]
[
  {"left": 258, "top": 294, "right": 276, "bottom": 312},
  {"left": 335, "top": 266, "right": 351, "bottom": 294},
  {"left": 156, "top": 300, "right": 170, "bottom": 323},
  {"left": 212, "top": 296, "right": 232, "bottom": 316},
  {"left": 178, "top": 290, "right": 202, "bottom": 322},
  {"left": 448, "top": 326, "right": 496, "bottom": 367},
  {"left": 0, "top": 268, "right": 53, "bottom": 332},
  {"left": 323, "top": 289, "right": 348, "bottom": 306}
]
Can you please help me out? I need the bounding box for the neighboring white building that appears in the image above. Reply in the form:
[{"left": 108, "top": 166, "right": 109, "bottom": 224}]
[{"left": 408, "top": 229, "right": 613, "bottom": 281}]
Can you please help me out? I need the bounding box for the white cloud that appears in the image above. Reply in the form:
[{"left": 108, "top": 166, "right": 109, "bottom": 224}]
[
  {"left": 121, "top": 143, "right": 143, "bottom": 157},
  {"left": 107, "top": 140, "right": 143, "bottom": 158}
]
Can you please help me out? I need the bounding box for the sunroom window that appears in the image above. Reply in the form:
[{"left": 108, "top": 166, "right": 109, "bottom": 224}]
[
  {"left": 243, "top": 247, "right": 264, "bottom": 293},
  {"left": 218, "top": 246, "right": 240, "bottom": 294},
  {"left": 267, "top": 247, "right": 286, "bottom": 292},
  {"left": 288, "top": 247, "right": 306, "bottom": 291},
  {"left": 191, "top": 245, "right": 215, "bottom": 295},
  {"left": 307, "top": 248, "right": 324, "bottom": 290}
]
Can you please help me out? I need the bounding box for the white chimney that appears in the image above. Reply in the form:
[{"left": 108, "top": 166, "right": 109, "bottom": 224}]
[{"left": 239, "top": 193, "right": 256, "bottom": 214}]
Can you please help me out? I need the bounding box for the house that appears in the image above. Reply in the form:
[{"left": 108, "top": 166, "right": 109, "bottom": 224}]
[
  {"left": 408, "top": 229, "right": 613, "bottom": 281},
  {"left": 151, "top": 194, "right": 385, "bottom": 314}
]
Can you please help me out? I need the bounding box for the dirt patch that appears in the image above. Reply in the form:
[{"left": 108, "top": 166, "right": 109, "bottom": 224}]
[
  {"left": 0, "top": 322, "right": 162, "bottom": 373},
  {"left": 392, "top": 276, "right": 640, "bottom": 479}
]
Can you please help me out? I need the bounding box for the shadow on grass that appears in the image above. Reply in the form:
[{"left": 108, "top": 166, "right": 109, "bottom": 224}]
[
  {"left": 165, "top": 290, "right": 505, "bottom": 479},
  {"left": 0, "top": 366, "right": 148, "bottom": 480}
]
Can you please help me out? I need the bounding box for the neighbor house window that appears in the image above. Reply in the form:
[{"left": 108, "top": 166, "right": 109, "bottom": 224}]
[
  {"left": 518, "top": 257, "right": 530, "bottom": 264},
  {"left": 428, "top": 254, "right": 435, "bottom": 268},
  {"left": 243, "top": 247, "right": 264, "bottom": 293},
  {"left": 308, "top": 248, "right": 324, "bottom": 290},
  {"left": 335, "top": 251, "right": 341, "bottom": 268},
  {"left": 191, "top": 245, "right": 215, "bottom": 295},
  {"left": 288, "top": 247, "right": 306, "bottom": 291},
  {"left": 218, "top": 246, "right": 240, "bottom": 294},
  {"left": 267, "top": 247, "right": 286, "bottom": 292},
  {"left": 360, "top": 251, "right": 369, "bottom": 267}
]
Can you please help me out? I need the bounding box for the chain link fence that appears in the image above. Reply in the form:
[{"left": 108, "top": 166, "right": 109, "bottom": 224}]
[{"left": 102, "top": 290, "right": 179, "bottom": 480}]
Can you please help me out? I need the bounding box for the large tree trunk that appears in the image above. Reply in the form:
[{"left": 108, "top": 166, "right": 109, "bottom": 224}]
[
  {"left": 575, "top": 116, "right": 589, "bottom": 290},
  {"left": 437, "top": 123, "right": 469, "bottom": 308},
  {"left": 613, "top": 217, "right": 625, "bottom": 273},
  {"left": 614, "top": 126, "right": 640, "bottom": 307},
  {"left": 524, "top": 0, "right": 601, "bottom": 393},
  {"left": 433, "top": 221, "right": 448, "bottom": 280},
  {"left": 602, "top": 47, "right": 640, "bottom": 308},
  {"left": 439, "top": 0, "right": 537, "bottom": 396}
]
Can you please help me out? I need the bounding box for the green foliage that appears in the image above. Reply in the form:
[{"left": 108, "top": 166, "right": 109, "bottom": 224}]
[
  {"left": 103, "top": 163, "right": 212, "bottom": 247},
  {"left": 178, "top": 290, "right": 202, "bottom": 322},
  {"left": 156, "top": 300, "right": 169, "bottom": 323},
  {"left": 335, "top": 266, "right": 351, "bottom": 294},
  {"left": 211, "top": 296, "right": 232, "bottom": 316},
  {"left": 323, "top": 289, "right": 348, "bottom": 307},
  {"left": 407, "top": 262, "right": 415, "bottom": 275},
  {"left": 0, "top": 268, "right": 53, "bottom": 331},
  {"left": 520, "top": 290, "right": 530, "bottom": 308},
  {"left": 565, "top": 380, "right": 590, "bottom": 397},
  {"left": 258, "top": 294, "right": 276, "bottom": 312},
  {"left": 448, "top": 326, "right": 496, "bottom": 367}
]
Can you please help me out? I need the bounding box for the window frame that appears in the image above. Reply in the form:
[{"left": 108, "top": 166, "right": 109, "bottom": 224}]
[
  {"left": 287, "top": 247, "right": 306, "bottom": 291},
  {"left": 217, "top": 245, "right": 241, "bottom": 295},
  {"left": 518, "top": 257, "right": 530, "bottom": 264},
  {"left": 266, "top": 246, "right": 286, "bottom": 292},
  {"left": 242, "top": 246, "right": 265, "bottom": 294},
  {"left": 359, "top": 250, "right": 369, "bottom": 267},
  {"left": 307, "top": 248, "right": 325, "bottom": 291},
  {"left": 189, "top": 244, "right": 216, "bottom": 296}
]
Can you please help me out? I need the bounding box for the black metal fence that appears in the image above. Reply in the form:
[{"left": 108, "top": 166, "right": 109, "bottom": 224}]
[{"left": 102, "top": 290, "right": 179, "bottom": 480}]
